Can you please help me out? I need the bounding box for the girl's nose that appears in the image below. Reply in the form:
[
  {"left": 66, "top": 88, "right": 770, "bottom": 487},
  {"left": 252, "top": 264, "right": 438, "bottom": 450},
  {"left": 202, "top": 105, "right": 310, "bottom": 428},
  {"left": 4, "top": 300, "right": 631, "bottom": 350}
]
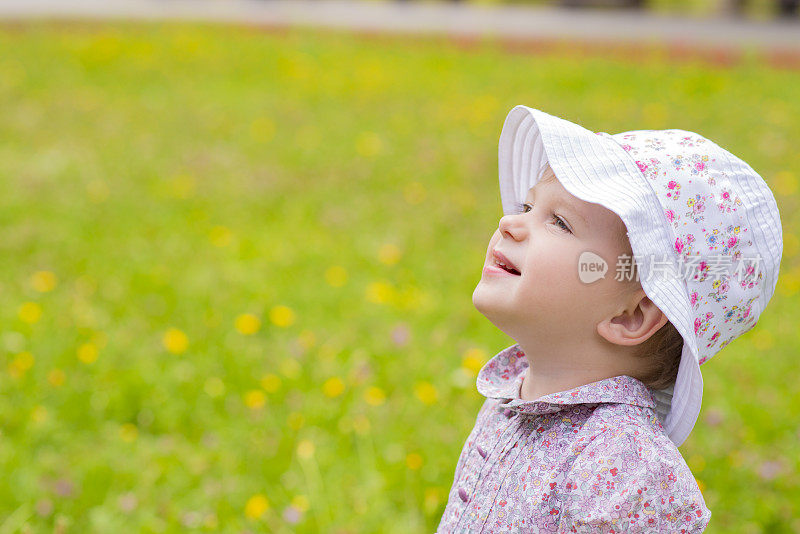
[{"left": 498, "top": 213, "right": 524, "bottom": 240}]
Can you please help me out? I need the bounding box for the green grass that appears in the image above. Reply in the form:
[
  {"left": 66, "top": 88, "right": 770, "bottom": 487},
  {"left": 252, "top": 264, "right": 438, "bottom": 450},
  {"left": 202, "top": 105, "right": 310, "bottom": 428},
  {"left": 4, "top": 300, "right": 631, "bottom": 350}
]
[{"left": 0, "top": 19, "right": 799, "bottom": 533}]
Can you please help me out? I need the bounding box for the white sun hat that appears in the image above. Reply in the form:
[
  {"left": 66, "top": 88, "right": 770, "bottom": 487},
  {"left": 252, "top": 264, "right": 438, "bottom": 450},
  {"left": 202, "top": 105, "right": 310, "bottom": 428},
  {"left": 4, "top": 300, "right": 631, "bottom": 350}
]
[{"left": 497, "top": 105, "right": 783, "bottom": 447}]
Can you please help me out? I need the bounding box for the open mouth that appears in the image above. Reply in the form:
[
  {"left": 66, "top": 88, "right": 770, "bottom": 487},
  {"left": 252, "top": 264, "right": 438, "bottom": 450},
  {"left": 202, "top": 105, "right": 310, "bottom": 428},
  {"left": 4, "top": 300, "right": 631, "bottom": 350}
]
[
  {"left": 496, "top": 263, "right": 521, "bottom": 275},
  {"left": 492, "top": 250, "right": 521, "bottom": 276}
]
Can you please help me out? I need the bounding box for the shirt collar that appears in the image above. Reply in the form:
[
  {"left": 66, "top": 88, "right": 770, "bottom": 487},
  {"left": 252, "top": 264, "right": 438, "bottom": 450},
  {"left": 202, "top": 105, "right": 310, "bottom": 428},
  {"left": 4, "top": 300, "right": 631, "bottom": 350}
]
[{"left": 476, "top": 343, "right": 657, "bottom": 415}]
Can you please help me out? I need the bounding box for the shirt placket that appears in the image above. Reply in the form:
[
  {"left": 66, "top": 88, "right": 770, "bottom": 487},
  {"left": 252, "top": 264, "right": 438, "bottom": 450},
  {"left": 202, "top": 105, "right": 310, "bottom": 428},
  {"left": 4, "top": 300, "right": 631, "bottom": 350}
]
[{"left": 453, "top": 400, "right": 524, "bottom": 532}]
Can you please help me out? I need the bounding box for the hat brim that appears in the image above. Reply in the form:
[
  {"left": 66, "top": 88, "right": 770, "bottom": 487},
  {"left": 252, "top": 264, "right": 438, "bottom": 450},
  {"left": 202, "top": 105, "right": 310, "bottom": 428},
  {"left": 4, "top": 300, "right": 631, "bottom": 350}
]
[{"left": 497, "top": 105, "right": 702, "bottom": 447}]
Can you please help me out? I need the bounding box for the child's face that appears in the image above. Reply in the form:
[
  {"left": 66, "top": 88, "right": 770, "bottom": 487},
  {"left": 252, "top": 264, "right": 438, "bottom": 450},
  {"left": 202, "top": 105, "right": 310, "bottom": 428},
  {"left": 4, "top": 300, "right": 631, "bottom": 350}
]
[{"left": 473, "top": 168, "right": 639, "bottom": 344}]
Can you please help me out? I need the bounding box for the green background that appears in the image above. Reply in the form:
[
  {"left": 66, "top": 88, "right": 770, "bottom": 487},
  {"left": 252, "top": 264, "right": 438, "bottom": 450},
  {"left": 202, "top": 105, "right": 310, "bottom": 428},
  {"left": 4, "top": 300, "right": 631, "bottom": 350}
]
[{"left": 0, "top": 20, "right": 798, "bottom": 532}]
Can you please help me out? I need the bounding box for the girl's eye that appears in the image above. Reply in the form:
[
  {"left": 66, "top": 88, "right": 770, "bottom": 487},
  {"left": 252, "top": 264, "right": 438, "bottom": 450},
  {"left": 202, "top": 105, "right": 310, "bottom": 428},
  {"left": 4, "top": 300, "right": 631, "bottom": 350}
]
[{"left": 517, "top": 202, "right": 572, "bottom": 233}]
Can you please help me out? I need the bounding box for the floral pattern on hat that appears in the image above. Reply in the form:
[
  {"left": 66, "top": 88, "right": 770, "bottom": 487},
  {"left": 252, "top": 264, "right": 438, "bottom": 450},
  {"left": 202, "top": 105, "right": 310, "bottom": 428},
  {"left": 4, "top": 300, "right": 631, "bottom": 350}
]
[{"left": 610, "top": 129, "right": 772, "bottom": 363}]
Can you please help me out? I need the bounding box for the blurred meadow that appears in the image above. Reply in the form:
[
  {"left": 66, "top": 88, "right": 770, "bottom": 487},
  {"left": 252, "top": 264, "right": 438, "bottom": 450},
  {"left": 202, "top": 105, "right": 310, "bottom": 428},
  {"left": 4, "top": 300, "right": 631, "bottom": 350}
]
[{"left": 0, "top": 19, "right": 799, "bottom": 533}]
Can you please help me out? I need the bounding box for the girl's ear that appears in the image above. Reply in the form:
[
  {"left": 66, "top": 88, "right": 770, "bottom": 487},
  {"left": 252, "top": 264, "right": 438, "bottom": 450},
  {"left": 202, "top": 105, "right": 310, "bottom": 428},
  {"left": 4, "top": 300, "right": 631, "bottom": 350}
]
[{"left": 596, "top": 289, "right": 669, "bottom": 347}]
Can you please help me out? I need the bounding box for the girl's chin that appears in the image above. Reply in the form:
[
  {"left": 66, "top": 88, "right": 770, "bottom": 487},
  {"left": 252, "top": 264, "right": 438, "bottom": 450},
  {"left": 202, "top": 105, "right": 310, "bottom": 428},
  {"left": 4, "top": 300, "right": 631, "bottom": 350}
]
[{"left": 472, "top": 288, "right": 516, "bottom": 313}]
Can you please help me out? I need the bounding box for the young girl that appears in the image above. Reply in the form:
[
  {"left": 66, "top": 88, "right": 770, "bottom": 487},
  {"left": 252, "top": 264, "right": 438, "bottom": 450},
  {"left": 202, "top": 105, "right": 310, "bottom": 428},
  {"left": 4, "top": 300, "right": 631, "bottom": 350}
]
[{"left": 437, "top": 105, "right": 783, "bottom": 533}]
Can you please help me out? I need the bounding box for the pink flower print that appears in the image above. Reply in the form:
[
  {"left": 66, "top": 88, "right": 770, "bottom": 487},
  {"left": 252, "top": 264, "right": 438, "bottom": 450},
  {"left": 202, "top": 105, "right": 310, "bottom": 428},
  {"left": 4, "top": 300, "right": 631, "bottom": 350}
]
[
  {"left": 686, "top": 194, "right": 706, "bottom": 223},
  {"left": 665, "top": 180, "right": 682, "bottom": 200},
  {"left": 636, "top": 161, "right": 648, "bottom": 173},
  {"left": 695, "top": 161, "right": 706, "bottom": 172},
  {"left": 706, "top": 330, "right": 721, "bottom": 349},
  {"left": 621, "top": 144, "right": 633, "bottom": 152},
  {"left": 694, "top": 261, "right": 710, "bottom": 282},
  {"left": 707, "top": 279, "right": 730, "bottom": 303},
  {"left": 674, "top": 237, "right": 684, "bottom": 254},
  {"left": 665, "top": 209, "right": 675, "bottom": 223},
  {"left": 694, "top": 312, "right": 714, "bottom": 337},
  {"left": 717, "top": 188, "right": 742, "bottom": 213},
  {"left": 727, "top": 236, "right": 738, "bottom": 249}
]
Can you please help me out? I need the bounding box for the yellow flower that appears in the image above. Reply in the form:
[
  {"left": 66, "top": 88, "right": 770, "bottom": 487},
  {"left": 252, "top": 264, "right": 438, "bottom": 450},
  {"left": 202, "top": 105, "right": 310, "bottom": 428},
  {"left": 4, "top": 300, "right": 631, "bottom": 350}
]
[
  {"left": 269, "top": 305, "right": 295, "bottom": 328},
  {"left": 16, "top": 351, "right": 35, "bottom": 371},
  {"left": 244, "top": 494, "right": 270, "bottom": 519},
  {"left": 77, "top": 342, "right": 98, "bottom": 364},
  {"left": 31, "top": 271, "right": 57, "bottom": 292},
  {"left": 461, "top": 348, "right": 487, "bottom": 377},
  {"left": 414, "top": 381, "right": 438, "bottom": 405},
  {"left": 325, "top": 265, "right": 348, "bottom": 288},
  {"left": 365, "top": 281, "right": 395, "bottom": 304},
  {"left": 260, "top": 373, "right": 281, "bottom": 393},
  {"left": 297, "top": 439, "right": 315, "bottom": 459},
  {"left": 120, "top": 423, "right": 138, "bottom": 442},
  {"left": 378, "top": 244, "right": 402, "bottom": 266},
  {"left": 364, "top": 386, "right": 386, "bottom": 406},
  {"left": 235, "top": 313, "right": 261, "bottom": 335},
  {"left": 323, "top": 377, "right": 345, "bottom": 398},
  {"left": 18, "top": 302, "right": 42, "bottom": 324},
  {"left": 406, "top": 453, "right": 423, "bottom": 470},
  {"left": 48, "top": 369, "right": 65, "bottom": 387},
  {"left": 163, "top": 328, "right": 189, "bottom": 354},
  {"left": 208, "top": 225, "right": 232, "bottom": 247},
  {"left": 8, "top": 351, "right": 34, "bottom": 378},
  {"left": 244, "top": 390, "right": 266, "bottom": 409}
]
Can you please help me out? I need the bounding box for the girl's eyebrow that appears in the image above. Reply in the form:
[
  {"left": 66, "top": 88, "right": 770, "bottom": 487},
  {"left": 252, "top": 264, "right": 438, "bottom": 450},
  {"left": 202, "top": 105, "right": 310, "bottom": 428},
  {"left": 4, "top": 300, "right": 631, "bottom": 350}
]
[{"left": 527, "top": 185, "right": 589, "bottom": 227}]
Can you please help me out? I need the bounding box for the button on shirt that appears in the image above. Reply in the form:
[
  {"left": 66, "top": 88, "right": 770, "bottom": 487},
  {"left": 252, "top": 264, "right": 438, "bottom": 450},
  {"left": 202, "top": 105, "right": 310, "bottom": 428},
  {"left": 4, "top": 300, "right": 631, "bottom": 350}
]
[{"left": 437, "top": 344, "right": 711, "bottom": 533}]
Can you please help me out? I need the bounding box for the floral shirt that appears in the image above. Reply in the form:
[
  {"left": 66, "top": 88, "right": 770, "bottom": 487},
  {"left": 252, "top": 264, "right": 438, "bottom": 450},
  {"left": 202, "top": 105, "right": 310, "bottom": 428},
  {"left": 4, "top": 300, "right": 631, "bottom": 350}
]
[{"left": 437, "top": 344, "right": 711, "bottom": 533}]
